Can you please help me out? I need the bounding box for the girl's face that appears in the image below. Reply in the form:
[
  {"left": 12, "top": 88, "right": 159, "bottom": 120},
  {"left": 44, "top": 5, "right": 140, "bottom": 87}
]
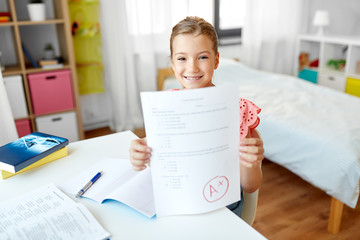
[{"left": 171, "top": 34, "right": 219, "bottom": 89}]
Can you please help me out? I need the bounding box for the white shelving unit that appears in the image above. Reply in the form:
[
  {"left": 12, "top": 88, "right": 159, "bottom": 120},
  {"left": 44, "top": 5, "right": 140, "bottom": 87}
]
[
  {"left": 0, "top": 0, "right": 84, "bottom": 141},
  {"left": 295, "top": 35, "right": 360, "bottom": 97}
]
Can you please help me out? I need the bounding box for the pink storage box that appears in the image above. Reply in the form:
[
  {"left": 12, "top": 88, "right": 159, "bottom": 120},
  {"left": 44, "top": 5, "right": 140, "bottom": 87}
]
[
  {"left": 15, "top": 119, "right": 32, "bottom": 138},
  {"left": 28, "top": 70, "right": 75, "bottom": 115}
]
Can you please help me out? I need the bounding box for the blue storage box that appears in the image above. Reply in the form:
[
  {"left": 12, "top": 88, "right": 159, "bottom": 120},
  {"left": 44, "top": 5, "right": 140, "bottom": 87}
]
[{"left": 298, "top": 69, "right": 318, "bottom": 84}]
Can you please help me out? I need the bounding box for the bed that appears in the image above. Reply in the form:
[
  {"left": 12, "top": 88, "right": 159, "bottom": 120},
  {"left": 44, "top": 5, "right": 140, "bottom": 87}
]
[{"left": 157, "top": 58, "right": 360, "bottom": 233}]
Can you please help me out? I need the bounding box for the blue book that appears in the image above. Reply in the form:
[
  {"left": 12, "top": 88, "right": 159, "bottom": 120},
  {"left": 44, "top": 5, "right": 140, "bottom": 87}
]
[
  {"left": 0, "top": 132, "right": 69, "bottom": 173},
  {"left": 22, "top": 43, "right": 39, "bottom": 68}
]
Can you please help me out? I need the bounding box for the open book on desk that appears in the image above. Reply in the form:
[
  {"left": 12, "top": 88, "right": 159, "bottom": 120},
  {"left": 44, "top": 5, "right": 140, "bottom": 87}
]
[{"left": 60, "top": 158, "right": 155, "bottom": 218}]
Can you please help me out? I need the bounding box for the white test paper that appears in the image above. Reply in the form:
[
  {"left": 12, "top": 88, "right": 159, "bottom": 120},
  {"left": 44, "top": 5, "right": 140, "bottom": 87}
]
[
  {"left": 0, "top": 184, "right": 110, "bottom": 240},
  {"left": 141, "top": 84, "right": 241, "bottom": 217}
]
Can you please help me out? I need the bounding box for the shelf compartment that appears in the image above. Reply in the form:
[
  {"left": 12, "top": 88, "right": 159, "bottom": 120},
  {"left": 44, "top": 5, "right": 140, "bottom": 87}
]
[
  {"left": 348, "top": 45, "right": 360, "bottom": 75},
  {"left": 298, "top": 39, "right": 320, "bottom": 70},
  {"left": 14, "top": 0, "right": 56, "bottom": 22},
  {"left": 318, "top": 72, "right": 346, "bottom": 92},
  {"left": 3, "top": 75, "right": 28, "bottom": 119},
  {"left": 19, "top": 24, "right": 62, "bottom": 69},
  {"left": 0, "top": 0, "right": 12, "bottom": 22},
  {"left": 0, "top": 25, "right": 20, "bottom": 68},
  {"left": 36, "top": 111, "right": 79, "bottom": 142},
  {"left": 1, "top": 65, "right": 22, "bottom": 76},
  {"left": 28, "top": 69, "right": 75, "bottom": 115},
  {"left": 321, "top": 42, "right": 348, "bottom": 73}
]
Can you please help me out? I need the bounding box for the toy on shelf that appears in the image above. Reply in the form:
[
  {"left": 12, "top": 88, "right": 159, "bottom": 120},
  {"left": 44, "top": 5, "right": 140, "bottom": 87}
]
[
  {"left": 309, "top": 59, "right": 319, "bottom": 68},
  {"left": 299, "top": 52, "right": 310, "bottom": 71},
  {"left": 299, "top": 52, "right": 319, "bottom": 70},
  {"left": 43, "top": 43, "right": 55, "bottom": 60},
  {"left": 0, "top": 12, "right": 10, "bottom": 22},
  {"left": 327, "top": 59, "right": 346, "bottom": 71}
]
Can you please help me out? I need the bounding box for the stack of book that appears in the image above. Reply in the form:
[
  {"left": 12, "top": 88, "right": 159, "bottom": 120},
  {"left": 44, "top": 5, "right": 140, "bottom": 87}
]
[
  {"left": 0, "top": 132, "right": 69, "bottom": 180},
  {"left": 39, "top": 59, "right": 64, "bottom": 69},
  {"left": 0, "top": 12, "right": 10, "bottom": 23}
]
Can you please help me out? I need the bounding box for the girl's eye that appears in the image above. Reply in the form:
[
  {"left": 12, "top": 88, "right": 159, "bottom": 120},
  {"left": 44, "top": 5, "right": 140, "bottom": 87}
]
[
  {"left": 199, "top": 56, "right": 209, "bottom": 60},
  {"left": 177, "top": 57, "right": 186, "bottom": 61}
]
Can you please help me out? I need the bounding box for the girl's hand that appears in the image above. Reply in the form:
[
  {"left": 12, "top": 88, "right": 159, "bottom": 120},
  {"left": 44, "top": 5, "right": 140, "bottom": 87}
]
[
  {"left": 239, "top": 130, "right": 264, "bottom": 168},
  {"left": 129, "top": 138, "right": 152, "bottom": 171}
]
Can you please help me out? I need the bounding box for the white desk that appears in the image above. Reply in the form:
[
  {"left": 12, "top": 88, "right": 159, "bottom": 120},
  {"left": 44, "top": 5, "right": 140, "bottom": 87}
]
[{"left": 0, "top": 131, "right": 266, "bottom": 240}]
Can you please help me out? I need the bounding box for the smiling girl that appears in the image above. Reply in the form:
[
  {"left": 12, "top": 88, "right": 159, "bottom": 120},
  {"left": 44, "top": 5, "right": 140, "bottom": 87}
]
[{"left": 129, "top": 16, "right": 264, "bottom": 218}]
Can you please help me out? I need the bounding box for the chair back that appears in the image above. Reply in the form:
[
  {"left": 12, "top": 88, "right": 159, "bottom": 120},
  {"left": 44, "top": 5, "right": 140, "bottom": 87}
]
[{"left": 241, "top": 189, "right": 259, "bottom": 225}]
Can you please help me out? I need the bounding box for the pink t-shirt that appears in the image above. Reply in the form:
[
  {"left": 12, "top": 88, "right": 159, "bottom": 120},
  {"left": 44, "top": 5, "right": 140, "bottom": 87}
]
[
  {"left": 239, "top": 98, "right": 261, "bottom": 140},
  {"left": 168, "top": 88, "right": 261, "bottom": 140}
]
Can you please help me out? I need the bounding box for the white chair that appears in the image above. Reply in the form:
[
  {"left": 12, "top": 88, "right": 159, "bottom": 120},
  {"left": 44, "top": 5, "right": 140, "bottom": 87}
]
[
  {"left": 241, "top": 189, "right": 259, "bottom": 225},
  {"left": 0, "top": 71, "right": 18, "bottom": 145},
  {"left": 241, "top": 129, "right": 261, "bottom": 225}
]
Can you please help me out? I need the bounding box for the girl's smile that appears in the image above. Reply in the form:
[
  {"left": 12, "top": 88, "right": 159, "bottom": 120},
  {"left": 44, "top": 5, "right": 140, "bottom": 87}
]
[{"left": 184, "top": 75, "right": 202, "bottom": 81}]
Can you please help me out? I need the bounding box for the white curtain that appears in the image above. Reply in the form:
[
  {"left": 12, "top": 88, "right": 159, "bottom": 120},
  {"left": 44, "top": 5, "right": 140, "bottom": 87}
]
[
  {"left": 100, "top": 0, "right": 143, "bottom": 132},
  {"left": 101, "top": 0, "right": 306, "bottom": 132},
  {"left": 100, "top": 0, "right": 210, "bottom": 132},
  {"left": 126, "top": 0, "right": 185, "bottom": 92},
  {"left": 242, "top": 0, "right": 306, "bottom": 74},
  {"left": 0, "top": 72, "right": 18, "bottom": 145}
]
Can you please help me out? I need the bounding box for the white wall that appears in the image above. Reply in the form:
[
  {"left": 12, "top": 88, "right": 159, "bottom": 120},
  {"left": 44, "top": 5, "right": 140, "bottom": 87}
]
[
  {"left": 306, "top": 0, "right": 360, "bottom": 36},
  {"left": 216, "top": 0, "right": 360, "bottom": 64}
]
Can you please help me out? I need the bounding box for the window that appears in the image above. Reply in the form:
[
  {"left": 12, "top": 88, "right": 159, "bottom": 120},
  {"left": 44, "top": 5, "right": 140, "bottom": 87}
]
[{"left": 214, "top": 0, "right": 246, "bottom": 45}]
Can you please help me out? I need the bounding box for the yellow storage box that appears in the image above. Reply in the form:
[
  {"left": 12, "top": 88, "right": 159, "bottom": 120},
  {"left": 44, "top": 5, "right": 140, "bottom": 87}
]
[{"left": 345, "top": 77, "right": 360, "bottom": 98}]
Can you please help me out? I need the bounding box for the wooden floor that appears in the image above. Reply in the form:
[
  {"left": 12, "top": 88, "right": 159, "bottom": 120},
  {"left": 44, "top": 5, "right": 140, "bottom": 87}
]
[
  {"left": 85, "top": 127, "right": 360, "bottom": 239},
  {"left": 253, "top": 160, "right": 360, "bottom": 240},
  {"left": 84, "top": 127, "right": 146, "bottom": 139}
]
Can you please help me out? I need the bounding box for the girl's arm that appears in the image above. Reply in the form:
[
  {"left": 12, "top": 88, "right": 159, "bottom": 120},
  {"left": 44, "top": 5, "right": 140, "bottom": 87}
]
[{"left": 239, "top": 129, "right": 264, "bottom": 193}]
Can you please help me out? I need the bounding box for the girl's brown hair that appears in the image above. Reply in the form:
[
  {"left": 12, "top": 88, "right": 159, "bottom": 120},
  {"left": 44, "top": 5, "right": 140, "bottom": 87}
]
[{"left": 170, "top": 16, "right": 218, "bottom": 58}]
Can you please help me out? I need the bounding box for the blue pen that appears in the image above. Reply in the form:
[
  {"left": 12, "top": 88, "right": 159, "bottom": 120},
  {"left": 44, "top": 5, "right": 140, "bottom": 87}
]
[{"left": 75, "top": 171, "right": 103, "bottom": 198}]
